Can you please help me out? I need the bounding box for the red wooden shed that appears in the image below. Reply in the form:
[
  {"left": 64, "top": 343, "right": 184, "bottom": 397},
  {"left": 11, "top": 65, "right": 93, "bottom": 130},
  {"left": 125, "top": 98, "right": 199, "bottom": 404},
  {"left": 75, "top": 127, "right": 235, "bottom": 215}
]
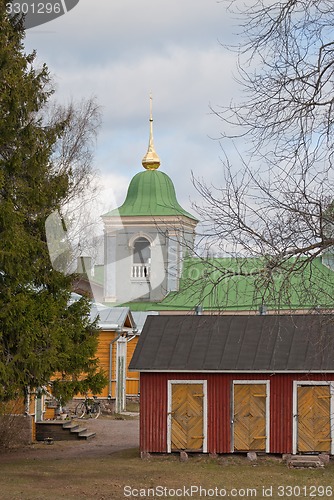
[{"left": 129, "top": 314, "right": 334, "bottom": 455}]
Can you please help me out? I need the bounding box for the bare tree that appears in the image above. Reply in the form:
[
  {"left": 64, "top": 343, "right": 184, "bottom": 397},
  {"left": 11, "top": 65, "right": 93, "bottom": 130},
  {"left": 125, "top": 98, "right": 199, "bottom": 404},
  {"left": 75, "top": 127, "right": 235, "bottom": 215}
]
[
  {"left": 45, "top": 98, "right": 103, "bottom": 271},
  {"left": 191, "top": 0, "right": 334, "bottom": 311},
  {"left": 48, "top": 98, "right": 101, "bottom": 205}
]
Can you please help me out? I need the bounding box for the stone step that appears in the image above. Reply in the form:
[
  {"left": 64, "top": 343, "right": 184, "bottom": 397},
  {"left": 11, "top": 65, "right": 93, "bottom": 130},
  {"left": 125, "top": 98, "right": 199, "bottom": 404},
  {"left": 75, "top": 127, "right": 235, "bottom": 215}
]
[
  {"left": 36, "top": 421, "right": 96, "bottom": 441},
  {"left": 78, "top": 430, "right": 96, "bottom": 440},
  {"left": 70, "top": 426, "right": 88, "bottom": 435},
  {"left": 288, "top": 455, "right": 324, "bottom": 468},
  {"left": 62, "top": 422, "right": 79, "bottom": 431}
]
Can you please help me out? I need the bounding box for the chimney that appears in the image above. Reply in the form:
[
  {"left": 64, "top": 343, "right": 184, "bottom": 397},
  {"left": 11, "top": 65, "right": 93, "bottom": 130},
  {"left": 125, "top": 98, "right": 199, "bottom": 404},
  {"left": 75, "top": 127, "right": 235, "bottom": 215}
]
[
  {"left": 259, "top": 304, "right": 267, "bottom": 315},
  {"left": 77, "top": 256, "right": 92, "bottom": 277}
]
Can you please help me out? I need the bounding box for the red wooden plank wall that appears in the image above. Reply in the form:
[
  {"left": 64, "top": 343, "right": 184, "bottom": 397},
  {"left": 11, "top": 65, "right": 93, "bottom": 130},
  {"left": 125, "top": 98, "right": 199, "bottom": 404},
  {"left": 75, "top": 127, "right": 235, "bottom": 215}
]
[{"left": 140, "top": 372, "right": 334, "bottom": 454}]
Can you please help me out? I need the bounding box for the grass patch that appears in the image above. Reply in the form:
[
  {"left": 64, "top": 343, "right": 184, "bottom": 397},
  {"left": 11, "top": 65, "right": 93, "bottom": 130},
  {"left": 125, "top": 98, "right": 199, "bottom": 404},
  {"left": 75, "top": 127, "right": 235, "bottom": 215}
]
[
  {"left": 126, "top": 401, "right": 139, "bottom": 413},
  {"left": 0, "top": 451, "right": 334, "bottom": 499}
]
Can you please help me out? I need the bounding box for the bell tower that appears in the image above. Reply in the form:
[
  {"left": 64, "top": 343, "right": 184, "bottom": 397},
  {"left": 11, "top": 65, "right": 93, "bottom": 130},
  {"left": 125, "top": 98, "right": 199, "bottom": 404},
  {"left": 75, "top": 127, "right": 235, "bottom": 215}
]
[{"left": 102, "top": 97, "right": 198, "bottom": 304}]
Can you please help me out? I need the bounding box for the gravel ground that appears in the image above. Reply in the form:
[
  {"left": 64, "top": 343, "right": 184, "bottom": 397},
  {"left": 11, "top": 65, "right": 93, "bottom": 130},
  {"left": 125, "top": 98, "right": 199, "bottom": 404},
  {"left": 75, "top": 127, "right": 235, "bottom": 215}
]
[{"left": 0, "top": 415, "right": 139, "bottom": 462}]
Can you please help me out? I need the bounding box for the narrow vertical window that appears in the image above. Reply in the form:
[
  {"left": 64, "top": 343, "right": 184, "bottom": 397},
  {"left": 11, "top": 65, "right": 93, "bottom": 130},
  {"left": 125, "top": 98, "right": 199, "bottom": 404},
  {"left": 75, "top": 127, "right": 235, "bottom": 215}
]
[{"left": 132, "top": 237, "right": 151, "bottom": 279}]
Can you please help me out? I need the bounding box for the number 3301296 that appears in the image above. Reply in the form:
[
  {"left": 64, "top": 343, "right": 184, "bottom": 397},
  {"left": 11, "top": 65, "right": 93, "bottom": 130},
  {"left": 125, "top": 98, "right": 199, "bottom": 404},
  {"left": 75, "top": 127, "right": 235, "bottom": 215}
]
[{"left": 6, "top": 3, "right": 62, "bottom": 15}]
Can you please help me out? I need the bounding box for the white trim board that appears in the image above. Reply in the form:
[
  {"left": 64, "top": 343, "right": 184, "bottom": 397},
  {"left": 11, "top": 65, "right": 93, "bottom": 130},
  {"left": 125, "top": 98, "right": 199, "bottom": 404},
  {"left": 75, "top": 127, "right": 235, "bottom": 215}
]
[
  {"left": 167, "top": 380, "right": 208, "bottom": 454},
  {"left": 232, "top": 380, "right": 270, "bottom": 453},
  {"left": 292, "top": 381, "right": 334, "bottom": 455}
]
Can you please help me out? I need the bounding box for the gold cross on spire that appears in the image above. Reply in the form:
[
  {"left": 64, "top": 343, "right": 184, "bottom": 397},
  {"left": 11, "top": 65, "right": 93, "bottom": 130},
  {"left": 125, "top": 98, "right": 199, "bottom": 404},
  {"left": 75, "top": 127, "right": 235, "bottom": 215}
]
[{"left": 142, "top": 93, "right": 161, "bottom": 170}]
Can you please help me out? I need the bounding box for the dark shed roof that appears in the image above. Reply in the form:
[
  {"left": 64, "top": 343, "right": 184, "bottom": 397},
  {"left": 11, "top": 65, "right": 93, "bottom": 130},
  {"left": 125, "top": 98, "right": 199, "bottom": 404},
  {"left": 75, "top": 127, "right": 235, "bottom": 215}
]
[{"left": 129, "top": 314, "right": 334, "bottom": 372}]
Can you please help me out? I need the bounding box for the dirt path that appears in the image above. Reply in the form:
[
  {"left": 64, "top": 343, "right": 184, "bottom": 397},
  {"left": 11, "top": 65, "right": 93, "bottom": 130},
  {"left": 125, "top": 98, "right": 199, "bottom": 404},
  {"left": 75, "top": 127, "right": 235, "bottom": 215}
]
[{"left": 0, "top": 416, "right": 139, "bottom": 462}]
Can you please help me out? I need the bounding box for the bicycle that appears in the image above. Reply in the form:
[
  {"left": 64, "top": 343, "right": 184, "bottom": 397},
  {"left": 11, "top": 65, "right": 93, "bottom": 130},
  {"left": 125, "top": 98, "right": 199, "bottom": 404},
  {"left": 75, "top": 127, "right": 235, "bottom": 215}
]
[{"left": 75, "top": 396, "right": 101, "bottom": 419}]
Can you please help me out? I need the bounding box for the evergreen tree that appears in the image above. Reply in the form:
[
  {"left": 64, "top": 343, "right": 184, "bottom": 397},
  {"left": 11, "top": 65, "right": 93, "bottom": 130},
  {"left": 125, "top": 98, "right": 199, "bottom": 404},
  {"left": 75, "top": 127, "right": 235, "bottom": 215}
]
[{"left": 0, "top": 3, "right": 106, "bottom": 403}]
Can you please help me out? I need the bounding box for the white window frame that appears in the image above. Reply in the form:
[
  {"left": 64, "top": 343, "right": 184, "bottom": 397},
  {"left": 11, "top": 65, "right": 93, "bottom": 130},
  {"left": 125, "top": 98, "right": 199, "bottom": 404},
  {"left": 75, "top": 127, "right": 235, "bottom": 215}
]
[
  {"left": 130, "top": 235, "right": 151, "bottom": 281},
  {"left": 167, "top": 380, "right": 208, "bottom": 453},
  {"left": 232, "top": 380, "right": 270, "bottom": 453},
  {"left": 292, "top": 380, "right": 334, "bottom": 455}
]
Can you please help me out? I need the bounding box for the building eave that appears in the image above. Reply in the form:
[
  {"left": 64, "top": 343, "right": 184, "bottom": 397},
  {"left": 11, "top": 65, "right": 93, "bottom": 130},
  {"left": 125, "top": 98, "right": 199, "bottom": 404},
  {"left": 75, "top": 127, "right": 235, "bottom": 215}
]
[{"left": 130, "top": 369, "right": 334, "bottom": 374}]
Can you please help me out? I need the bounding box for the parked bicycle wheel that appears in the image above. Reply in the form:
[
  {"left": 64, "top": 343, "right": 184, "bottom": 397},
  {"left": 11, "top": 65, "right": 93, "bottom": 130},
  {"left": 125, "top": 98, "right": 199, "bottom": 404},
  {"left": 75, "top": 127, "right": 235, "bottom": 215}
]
[
  {"left": 90, "top": 403, "right": 101, "bottom": 419},
  {"left": 75, "top": 401, "right": 86, "bottom": 419}
]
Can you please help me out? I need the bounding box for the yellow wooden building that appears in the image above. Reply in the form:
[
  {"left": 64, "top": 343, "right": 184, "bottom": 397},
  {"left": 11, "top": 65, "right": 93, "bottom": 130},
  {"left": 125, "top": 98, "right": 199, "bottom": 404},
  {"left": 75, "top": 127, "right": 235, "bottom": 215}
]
[
  {"left": 89, "top": 303, "right": 140, "bottom": 410},
  {"left": 15, "top": 302, "right": 156, "bottom": 433},
  {"left": 90, "top": 305, "right": 158, "bottom": 408}
]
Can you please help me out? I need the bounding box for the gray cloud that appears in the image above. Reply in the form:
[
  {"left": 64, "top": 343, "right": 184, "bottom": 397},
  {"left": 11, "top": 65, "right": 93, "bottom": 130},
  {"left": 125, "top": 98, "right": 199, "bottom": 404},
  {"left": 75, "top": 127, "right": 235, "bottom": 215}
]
[{"left": 24, "top": 0, "right": 241, "bottom": 213}]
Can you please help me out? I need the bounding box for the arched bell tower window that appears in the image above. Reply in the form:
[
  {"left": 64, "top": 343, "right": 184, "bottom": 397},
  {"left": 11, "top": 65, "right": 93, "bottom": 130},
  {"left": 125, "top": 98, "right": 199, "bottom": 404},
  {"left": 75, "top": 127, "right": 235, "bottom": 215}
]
[{"left": 132, "top": 237, "right": 151, "bottom": 279}]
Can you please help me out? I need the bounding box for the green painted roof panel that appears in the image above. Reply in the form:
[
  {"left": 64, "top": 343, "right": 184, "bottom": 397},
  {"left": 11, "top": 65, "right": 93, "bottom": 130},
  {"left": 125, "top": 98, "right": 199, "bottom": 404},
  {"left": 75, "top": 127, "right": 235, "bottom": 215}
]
[
  {"left": 117, "top": 256, "right": 334, "bottom": 312},
  {"left": 158, "top": 256, "right": 334, "bottom": 311},
  {"left": 103, "top": 170, "right": 197, "bottom": 220}
]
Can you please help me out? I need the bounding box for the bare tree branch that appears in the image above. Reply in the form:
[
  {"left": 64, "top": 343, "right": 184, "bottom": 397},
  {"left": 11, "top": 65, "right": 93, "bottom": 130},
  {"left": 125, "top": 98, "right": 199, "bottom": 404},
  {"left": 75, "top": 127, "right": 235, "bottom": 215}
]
[{"left": 192, "top": 1, "right": 334, "bottom": 311}]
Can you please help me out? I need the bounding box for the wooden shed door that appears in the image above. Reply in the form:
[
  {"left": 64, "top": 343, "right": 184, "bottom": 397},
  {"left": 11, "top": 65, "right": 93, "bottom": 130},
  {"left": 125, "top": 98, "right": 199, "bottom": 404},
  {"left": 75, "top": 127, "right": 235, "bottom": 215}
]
[
  {"left": 171, "top": 383, "right": 204, "bottom": 451},
  {"left": 233, "top": 384, "right": 267, "bottom": 452},
  {"left": 297, "top": 385, "right": 331, "bottom": 453}
]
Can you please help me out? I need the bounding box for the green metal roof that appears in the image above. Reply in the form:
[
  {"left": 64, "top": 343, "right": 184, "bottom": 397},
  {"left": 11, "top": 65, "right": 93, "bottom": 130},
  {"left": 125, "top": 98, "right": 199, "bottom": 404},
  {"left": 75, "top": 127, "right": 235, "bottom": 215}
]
[
  {"left": 119, "top": 256, "right": 334, "bottom": 312},
  {"left": 103, "top": 170, "right": 197, "bottom": 220}
]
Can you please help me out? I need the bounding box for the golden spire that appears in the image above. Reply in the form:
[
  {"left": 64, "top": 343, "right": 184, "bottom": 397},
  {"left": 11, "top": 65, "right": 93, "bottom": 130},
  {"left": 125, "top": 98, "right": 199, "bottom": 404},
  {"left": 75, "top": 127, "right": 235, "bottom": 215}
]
[{"left": 142, "top": 93, "right": 160, "bottom": 170}]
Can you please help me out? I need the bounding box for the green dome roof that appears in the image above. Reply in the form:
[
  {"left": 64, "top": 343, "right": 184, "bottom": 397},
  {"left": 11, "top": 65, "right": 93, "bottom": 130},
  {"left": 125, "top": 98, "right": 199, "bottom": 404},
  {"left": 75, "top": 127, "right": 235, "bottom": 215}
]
[{"left": 104, "top": 170, "right": 197, "bottom": 220}]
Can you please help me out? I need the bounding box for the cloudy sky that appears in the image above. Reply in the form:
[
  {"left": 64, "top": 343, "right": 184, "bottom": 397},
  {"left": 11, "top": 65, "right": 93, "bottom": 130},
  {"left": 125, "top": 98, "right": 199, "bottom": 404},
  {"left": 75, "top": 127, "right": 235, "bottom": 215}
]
[{"left": 24, "top": 0, "right": 240, "bottom": 218}]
